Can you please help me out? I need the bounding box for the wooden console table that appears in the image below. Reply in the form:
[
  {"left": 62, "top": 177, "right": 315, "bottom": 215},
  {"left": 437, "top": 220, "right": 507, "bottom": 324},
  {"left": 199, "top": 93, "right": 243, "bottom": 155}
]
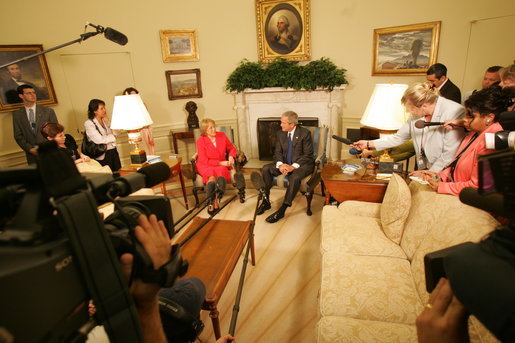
[
  {"left": 321, "top": 160, "right": 389, "bottom": 204},
  {"left": 171, "top": 129, "right": 195, "bottom": 154},
  {"left": 176, "top": 217, "right": 255, "bottom": 339}
]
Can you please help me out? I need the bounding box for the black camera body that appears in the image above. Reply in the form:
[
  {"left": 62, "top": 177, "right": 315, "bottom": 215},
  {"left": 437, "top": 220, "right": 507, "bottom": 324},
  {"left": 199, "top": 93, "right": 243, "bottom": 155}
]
[{"left": 0, "top": 142, "right": 187, "bottom": 342}]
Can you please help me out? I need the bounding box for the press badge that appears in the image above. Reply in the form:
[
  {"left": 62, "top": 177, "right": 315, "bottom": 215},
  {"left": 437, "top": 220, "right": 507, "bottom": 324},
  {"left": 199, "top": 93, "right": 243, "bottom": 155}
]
[{"left": 417, "top": 158, "right": 427, "bottom": 170}]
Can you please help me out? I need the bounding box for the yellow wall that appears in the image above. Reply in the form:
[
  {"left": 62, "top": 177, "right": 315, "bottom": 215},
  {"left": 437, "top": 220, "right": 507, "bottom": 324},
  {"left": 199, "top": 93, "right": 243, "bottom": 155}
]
[{"left": 1, "top": 0, "right": 514, "bottom": 167}]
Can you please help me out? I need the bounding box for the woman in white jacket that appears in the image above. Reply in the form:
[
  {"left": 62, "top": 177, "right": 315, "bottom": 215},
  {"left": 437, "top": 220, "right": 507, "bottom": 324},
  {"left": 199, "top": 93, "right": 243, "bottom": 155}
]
[{"left": 84, "top": 98, "right": 121, "bottom": 172}]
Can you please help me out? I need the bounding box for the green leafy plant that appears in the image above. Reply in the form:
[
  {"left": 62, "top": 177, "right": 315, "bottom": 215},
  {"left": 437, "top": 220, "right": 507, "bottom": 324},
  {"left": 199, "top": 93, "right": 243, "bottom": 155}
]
[{"left": 226, "top": 57, "right": 347, "bottom": 92}]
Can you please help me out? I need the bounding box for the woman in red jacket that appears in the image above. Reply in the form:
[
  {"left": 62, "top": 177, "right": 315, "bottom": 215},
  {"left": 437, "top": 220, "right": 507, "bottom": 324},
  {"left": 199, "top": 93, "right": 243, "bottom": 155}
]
[{"left": 196, "top": 118, "right": 237, "bottom": 213}]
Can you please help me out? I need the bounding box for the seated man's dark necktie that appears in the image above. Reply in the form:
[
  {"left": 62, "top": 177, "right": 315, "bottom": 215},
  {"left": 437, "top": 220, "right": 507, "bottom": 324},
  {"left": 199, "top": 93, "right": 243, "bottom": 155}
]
[{"left": 286, "top": 132, "right": 293, "bottom": 165}]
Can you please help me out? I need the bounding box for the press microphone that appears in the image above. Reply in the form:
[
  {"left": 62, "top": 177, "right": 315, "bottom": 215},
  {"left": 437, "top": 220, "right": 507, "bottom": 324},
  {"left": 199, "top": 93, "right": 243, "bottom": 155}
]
[
  {"left": 331, "top": 135, "right": 352, "bottom": 145},
  {"left": 250, "top": 171, "right": 269, "bottom": 201},
  {"left": 331, "top": 135, "right": 362, "bottom": 154},
  {"left": 414, "top": 120, "right": 462, "bottom": 129},
  {"left": 215, "top": 176, "right": 226, "bottom": 199},
  {"left": 86, "top": 22, "right": 128, "bottom": 46}
]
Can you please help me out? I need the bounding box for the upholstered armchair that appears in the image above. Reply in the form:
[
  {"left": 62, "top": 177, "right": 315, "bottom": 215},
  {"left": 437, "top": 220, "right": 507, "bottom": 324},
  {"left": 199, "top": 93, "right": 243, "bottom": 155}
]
[
  {"left": 272, "top": 126, "right": 329, "bottom": 216},
  {"left": 190, "top": 126, "right": 246, "bottom": 205}
]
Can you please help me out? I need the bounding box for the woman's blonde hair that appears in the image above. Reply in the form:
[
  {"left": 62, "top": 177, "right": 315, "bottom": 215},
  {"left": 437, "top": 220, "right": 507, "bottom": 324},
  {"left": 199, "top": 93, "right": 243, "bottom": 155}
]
[
  {"left": 401, "top": 82, "right": 439, "bottom": 107},
  {"left": 199, "top": 118, "right": 216, "bottom": 136}
]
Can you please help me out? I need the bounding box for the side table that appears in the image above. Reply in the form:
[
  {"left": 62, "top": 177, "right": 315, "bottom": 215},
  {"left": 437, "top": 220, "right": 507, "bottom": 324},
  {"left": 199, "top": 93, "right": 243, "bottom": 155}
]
[
  {"left": 119, "top": 155, "right": 189, "bottom": 209},
  {"left": 321, "top": 161, "right": 389, "bottom": 204},
  {"left": 171, "top": 129, "right": 195, "bottom": 154}
]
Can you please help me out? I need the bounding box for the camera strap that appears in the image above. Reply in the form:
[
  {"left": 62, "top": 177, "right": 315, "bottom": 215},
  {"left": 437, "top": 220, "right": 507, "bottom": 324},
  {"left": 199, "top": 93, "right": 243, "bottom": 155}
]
[{"left": 54, "top": 191, "right": 144, "bottom": 343}]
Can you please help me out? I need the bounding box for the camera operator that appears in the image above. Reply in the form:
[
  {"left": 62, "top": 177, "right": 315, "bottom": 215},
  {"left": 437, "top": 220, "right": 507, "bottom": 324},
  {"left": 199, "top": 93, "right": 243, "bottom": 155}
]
[
  {"left": 87, "top": 214, "right": 235, "bottom": 343},
  {"left": 416, "top": 278, "right": 469, "bottom": 343}
]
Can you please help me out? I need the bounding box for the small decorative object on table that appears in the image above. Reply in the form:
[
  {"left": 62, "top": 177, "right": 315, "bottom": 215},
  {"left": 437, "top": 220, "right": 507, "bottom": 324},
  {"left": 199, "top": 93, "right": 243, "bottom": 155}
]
[{"left": 185, "top": 101, "right": 199, "bottom": 130}]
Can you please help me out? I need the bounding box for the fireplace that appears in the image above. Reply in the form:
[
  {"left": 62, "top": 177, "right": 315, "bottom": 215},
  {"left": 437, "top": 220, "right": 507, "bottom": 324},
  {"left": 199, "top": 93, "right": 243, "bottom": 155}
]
[
  {"left": 231, "top": 86, "right": 345, "bottom": 160},
  {"left": 257, "top": 117, "right": 319, "bottom": 160}
]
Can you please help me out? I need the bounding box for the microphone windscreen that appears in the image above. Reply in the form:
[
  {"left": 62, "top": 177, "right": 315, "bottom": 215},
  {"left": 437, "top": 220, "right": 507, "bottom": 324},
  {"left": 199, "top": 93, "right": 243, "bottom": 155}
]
[
  {"left": 234, "top": 172, "right": 246, "bottom": 189},
  {"left": 104, "top": 27, "right": 128, "bottom": 46},
  {"left": 216, "top": 176, "right": 226, "bottom": 197},
  {"left": 250, "top": 172, "right": 265, "bottom": 190},
  {"left": 137, "top": 162, "right": 170, "bottom": 188},
  {"left": 414, "top": 120, "right": 426, "bottom": 129},
  {"left": 331, "top": 135, "right": 352, "bottom": 145}
]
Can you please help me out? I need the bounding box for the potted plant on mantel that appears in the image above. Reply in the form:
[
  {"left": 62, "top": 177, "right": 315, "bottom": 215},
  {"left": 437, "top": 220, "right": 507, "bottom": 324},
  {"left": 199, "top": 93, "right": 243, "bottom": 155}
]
[{"left": 225, "top": 57, "right": 348, "bottom": 93}]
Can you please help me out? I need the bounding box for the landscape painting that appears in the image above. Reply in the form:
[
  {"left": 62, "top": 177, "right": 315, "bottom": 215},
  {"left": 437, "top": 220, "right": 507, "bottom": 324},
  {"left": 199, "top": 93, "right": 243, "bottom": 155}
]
[
  {"left": 372, "top": 21, "right": 441, "bottom": 76},
  {"left": 165, "top": 69, "right": 202, "bottom": 100}
]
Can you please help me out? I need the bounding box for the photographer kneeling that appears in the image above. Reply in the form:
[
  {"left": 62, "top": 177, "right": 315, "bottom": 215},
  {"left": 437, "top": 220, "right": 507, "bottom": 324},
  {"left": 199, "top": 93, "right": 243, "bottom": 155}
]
[{"left": 88, "top": 214, "right": 235, "bottom": 343}]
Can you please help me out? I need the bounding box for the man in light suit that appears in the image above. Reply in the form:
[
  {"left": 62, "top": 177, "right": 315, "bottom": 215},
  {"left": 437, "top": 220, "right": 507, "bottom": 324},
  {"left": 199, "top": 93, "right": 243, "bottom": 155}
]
[
  {"left": 12, "top": 84, "right": 58, "bottom": 164},
  {"left": 353, "top": 83, "right": 466, "bottom": 172},
  {"left": 258, "top": 111, "right": 315, "bottom": 223},
  {"left": 426, "top": 63, "right": 462, "bottom": 104}
]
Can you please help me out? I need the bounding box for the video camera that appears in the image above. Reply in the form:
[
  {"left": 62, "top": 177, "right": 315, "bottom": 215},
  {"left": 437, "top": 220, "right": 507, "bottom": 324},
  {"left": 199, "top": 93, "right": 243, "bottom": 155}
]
[
  {"left": 424, "top": 111, "right": 515, "bottom": 342},
  {"left": 0, "top": 141, "right": 188, "bottom": 343}
]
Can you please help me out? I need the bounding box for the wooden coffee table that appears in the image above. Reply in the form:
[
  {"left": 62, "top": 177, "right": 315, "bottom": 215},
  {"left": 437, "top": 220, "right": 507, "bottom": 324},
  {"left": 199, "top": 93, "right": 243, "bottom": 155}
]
[
  {"left": 175, "top": 217, "right": 255, "bottom": 340},
  {"left": 119, "top": 155, "right": 189, "bottom": 209},
  {"left": 321, "top": 160, "right": 389, "bottom": 204}
]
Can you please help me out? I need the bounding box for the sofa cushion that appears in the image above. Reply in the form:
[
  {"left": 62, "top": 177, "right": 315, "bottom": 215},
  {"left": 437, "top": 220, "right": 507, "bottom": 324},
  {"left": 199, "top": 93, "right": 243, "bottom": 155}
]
[
  {"left": 380, "top": 173, "right": 411, "bottom": 244},
  {"left": 321, "top": 206, "right": 406, "bottom": 258},
  {"left": 338, "top": 200, "right": 381, "bottom": 218},
  {"left": 320, "top": 252, "right": 422, "bottom": 324},
  {"left": 317, "top": 316, "right": 417, "bottom": 343}
]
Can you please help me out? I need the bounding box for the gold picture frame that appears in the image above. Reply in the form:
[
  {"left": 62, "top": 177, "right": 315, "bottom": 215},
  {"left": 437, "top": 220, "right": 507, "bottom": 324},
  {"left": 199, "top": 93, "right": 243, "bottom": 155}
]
[
  {"left": 165, "top": 69, "right": 202, "bottom": 100},
  {"left": 255, "top": 0, "right": 311, "bottom": 63},
  {"left": 0, "top": 44, "right": 58, "bottom": 112},
  {"left": 372, "top": 21, "right": 441, "bottom": 76},
  {"left": 159, "top": 30, "right": 199, "bottom": 63}
]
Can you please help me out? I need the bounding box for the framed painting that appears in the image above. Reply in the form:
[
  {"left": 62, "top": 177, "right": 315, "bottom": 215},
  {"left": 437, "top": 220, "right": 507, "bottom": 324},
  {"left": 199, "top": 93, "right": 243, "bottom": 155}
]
[
  {"left": 165, "top": 69, "right": 202, "bottom": 100},
  {"left": 372, "top": 21, "right": 441, "bottom": 76},
  {"left": 255, "top": 0, "right": 311, "bottom": 63},
  {"left": 160, "top": 30, "right": 199, "bottom": 62},
  {"left": 0, "top": 44, "right": 57, "bottom": 112}
]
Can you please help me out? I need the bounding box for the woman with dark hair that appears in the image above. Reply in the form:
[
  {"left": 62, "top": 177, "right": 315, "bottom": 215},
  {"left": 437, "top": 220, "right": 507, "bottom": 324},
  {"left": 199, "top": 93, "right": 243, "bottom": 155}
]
[
  {"left": 122, "top": 87, "right": 155, "bottom": 155},
  {"left": 41, "top": 122, "right": 90, "bottom": 164},
  {"left": 411, "top": 85, "right": 512, "bottom": 196},
  {"left": 84, "top": 99, "right": 121, "bottom": 172}
]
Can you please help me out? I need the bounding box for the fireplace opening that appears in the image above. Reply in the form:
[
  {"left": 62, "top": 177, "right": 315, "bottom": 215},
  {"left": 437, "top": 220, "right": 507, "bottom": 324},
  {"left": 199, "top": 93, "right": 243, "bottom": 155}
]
[{"left": 257, "top": 117, "right": 319, "bottom": 160}]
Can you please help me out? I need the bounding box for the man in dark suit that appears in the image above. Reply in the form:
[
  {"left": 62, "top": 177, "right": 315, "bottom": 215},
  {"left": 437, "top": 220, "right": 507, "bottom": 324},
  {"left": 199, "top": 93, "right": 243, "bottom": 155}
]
[
  {"left": 258, "top": 111, "right": 315, "bottom": 223},
  {"left": 12, "top": 84, "right": 58, "bottom": 164},
  {"left": 426, "top": 63, "right": 461, "bottom": 104}
]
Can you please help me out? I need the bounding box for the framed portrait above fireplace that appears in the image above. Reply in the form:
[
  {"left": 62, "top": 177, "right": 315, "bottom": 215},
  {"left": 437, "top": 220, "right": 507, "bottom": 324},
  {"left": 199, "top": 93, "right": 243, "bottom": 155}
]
[{"left": 255, "top": 0, "right": 311, "bottom": 63}]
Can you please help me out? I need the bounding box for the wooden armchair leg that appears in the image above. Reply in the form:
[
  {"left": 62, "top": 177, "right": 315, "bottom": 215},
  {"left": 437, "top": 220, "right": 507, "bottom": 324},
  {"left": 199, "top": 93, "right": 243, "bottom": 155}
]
[{"left": 305, "top": 192, "right": 313, "bottom": 216}]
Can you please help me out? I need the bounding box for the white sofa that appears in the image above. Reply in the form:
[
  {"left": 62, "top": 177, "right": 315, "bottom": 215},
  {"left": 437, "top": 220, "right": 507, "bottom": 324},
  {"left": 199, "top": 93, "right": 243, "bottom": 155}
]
[{"left": 317, "top": 173, "right": 500, "bottom": 342}]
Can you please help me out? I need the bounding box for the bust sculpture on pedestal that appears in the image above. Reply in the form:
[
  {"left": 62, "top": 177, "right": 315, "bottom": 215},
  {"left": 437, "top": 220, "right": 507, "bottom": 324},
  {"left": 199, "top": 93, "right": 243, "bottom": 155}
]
[{"left": 185, "top": 101, "right": 199, "bottom": 130}]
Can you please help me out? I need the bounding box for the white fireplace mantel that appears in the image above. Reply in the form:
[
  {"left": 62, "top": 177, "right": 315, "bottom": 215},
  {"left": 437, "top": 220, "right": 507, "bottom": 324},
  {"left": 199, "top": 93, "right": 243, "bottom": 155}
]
[{"left": 232, "top": 86, "right": 346, "bottom": 160}]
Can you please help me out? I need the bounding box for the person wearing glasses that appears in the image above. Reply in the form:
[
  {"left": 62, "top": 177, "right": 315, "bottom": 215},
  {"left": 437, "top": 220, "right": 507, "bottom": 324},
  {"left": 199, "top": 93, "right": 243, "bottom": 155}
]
[
  {"left": 40, "top": 122, "right": 90, "bottom": 164},
  {"left": 12, "top": 84, "right": 58, "bottom": 164}
]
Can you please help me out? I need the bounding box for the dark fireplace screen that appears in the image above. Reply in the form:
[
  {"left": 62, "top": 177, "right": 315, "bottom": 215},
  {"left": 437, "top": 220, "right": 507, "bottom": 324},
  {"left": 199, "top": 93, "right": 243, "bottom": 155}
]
[{"left": 257, "top": 117, "right": 319, "bottom": 160}]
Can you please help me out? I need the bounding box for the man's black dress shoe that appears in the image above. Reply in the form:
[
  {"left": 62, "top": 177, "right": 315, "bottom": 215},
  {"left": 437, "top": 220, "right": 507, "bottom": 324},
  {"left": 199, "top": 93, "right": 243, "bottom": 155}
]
[
  {"left": 265, "top": 210, "right": 284, "bottom": 223},
  {"left": 256, "top": 200, "right": 271, "bottom": 215}
]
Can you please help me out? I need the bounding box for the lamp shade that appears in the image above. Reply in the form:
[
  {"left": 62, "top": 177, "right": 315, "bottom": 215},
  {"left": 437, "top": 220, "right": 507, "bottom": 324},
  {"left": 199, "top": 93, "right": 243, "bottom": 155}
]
[
  {"left": 111, "top": 94, "right": 153, "bottom": 130},
  {"left": 360, "top": 84, "right": 409, "bottom": 131}
]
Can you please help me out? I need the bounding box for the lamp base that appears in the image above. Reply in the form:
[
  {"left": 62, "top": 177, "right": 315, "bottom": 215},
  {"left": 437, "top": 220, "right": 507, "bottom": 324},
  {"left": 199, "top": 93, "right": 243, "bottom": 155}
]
[{"left": 130, "top": 150, "right": 147, "bottom": 167}]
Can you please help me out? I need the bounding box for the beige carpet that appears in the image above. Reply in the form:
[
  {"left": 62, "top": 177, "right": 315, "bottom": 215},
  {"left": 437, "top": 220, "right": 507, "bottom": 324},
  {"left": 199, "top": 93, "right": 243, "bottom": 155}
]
[{"left": 169, "top": 188, "right": 323, "bottom": 343}]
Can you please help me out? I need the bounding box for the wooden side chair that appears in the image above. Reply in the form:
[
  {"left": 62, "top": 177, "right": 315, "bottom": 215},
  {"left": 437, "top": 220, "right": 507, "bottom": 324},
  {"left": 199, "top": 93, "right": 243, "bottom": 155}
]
[
  {"left": 190, "top": 126, "right": 246, "bottom": 205},
  {"left": 272, "top": 126, "right": 329, "bottom": 216}
]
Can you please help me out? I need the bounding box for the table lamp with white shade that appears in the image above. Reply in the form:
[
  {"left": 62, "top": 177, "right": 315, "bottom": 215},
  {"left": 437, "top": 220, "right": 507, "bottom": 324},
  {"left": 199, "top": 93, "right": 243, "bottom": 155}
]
[
  {"left": 360, "top": 83, "right": 409, "bottom": 168},
  {"left": 111, "top": 94, "right": 153, "bottom": 166},
  {"left": 360, "top": 83, "right": 409, "bottom": 135}
]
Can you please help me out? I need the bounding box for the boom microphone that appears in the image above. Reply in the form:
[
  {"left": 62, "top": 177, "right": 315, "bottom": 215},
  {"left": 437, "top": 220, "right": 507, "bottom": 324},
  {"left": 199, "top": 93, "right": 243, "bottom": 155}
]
[
  {"left": 250, "top": 171, "right": 269, "bottom": 203},
  {"left": 234, "top": 172, "right": 246, "bottom": 190},
  {"left": 86, "top": 22, "right": 128, "bottom": 46}
]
